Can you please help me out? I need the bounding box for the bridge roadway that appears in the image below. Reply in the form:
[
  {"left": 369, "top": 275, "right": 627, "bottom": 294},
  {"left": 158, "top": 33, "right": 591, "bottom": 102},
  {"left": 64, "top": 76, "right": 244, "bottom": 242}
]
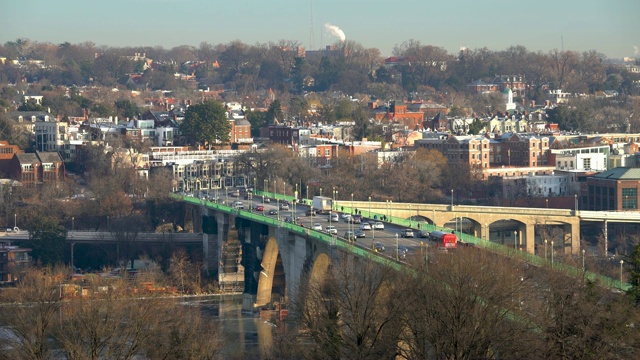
[
  {"left": 0, "top": 231, "right": 202, "bottom": 244},
  {"left": 184, "top": 193, "right": 629, "bottom": 311}
]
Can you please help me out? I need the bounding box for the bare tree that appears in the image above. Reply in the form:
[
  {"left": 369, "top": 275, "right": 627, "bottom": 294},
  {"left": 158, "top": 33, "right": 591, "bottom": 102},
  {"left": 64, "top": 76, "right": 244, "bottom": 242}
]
[
  {"left": 398, "top": 249, "right": 538, "bottom": 360},
  {"left": 530, "top": 268, "right": 640, "bottom": 359},
  {"left": 281, "top": 254, "right": 404, "bottom": 359},
  {"left": 0, "top": 267, "right": 67, "bottom": 360}
]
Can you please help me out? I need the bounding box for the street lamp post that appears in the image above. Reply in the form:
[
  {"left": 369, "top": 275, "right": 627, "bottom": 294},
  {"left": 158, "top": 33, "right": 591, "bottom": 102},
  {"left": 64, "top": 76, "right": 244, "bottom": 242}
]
[
  {"left": 551, "top": 241, "right": 554, "bottom": 266},
  {"left": 368, "top": 196, "right": 375, "bottom": 244},
  {"left": 575, "top": 194, "right": 578, "bottom": 212},
  {"left": 451, "top": 189, "right": 454, "bottom": 209},
  {"left": 546, "top": 199, "right": 549, "bottom": 208},
  {"left": 395, "top": 233, "right": 399, "bottom": 261},
  {"left": 72, "top": 217, "right": 74, "bottom": 232},
  {"left": 351, "top": 193, "right": 354, "bottom": 215},
  {"left": 294, "top": 191, "right": 298, "bottom": 224},
  {"left": 14, "top": 213, "right": 16, "bottom": 229},
  {"left": 620, "top": 260, "right": 625, "bottom": 288},
  {"left": 319, "top": 188, "right": 322, "bottom": 198},
  {"left": 544, "top": 239, "right": 548, "bottom": 261},
  {"left": 582, "top": 249, "right": 586, "bottom": 271},
  {"left": 485, "top": 223, "right": 488, "bottom": 240},
  {"left": 514, "top": 231, "right": 517, "bottom": 251}
]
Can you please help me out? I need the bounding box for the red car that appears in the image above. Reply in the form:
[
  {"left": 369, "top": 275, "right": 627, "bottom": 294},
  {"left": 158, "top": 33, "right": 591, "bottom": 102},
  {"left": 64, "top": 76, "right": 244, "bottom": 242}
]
[{"left": 254, "top": 205, "right": 264, "bottom": 211}]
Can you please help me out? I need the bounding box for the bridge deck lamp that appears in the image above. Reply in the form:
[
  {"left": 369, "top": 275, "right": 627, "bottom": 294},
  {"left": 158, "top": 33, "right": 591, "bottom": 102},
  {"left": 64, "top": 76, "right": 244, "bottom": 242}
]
[
  {"left": 396, "top": 233, "right": 399, "bottom": 261},
  {"left": 620, "top": 260, "right": 625, "bottom": 288},
  {"left": 451, "top": 189, "right": 453, "bottom": 209}
]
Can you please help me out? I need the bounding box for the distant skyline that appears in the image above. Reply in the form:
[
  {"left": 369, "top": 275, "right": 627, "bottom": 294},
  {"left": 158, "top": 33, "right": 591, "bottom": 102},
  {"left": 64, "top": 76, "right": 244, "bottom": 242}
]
[{"left": 1, "top": 0, "right": 639, "bottom": 59}]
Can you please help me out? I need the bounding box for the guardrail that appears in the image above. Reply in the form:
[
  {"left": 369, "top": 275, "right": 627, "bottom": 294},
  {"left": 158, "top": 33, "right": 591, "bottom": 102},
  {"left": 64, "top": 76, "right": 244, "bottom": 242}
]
[
  {"left": 178, "top": 194, "right": 402, "bottom": 271},
  {"left": 178, "top": 194, "right": 630, "bottom": 292}
]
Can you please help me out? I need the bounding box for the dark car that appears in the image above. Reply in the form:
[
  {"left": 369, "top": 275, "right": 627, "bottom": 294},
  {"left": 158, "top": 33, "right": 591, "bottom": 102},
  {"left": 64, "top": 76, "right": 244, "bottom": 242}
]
[
  {"left": 344, "top": 231, "right": 356, "bottom": 241},
  {"left": 268, "top": 209, "right": 278, "bottom": 215},
  {"left": 354, "top": 229, "right": 366, "bottom": 238},
  {"left": 374, "top": 242, "right": 385, "bottom": 252},
  {"left": 418, "top": 230, "right": 430, "bottom": 238},
  {"left": 305, "top": 209, "right": 317, "bottom": 216},
  {"left": 401, "top": 229, "right": 415, "bottom": 238}
]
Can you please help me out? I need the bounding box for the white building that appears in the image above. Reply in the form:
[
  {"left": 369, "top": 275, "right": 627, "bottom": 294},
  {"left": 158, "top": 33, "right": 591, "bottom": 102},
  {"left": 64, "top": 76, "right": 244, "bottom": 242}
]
[
  {"left": 554, "top": 151, "right": 607, "bottom": 172},
  {"left": 34, "top": 119, "right": 68, "bottom": 152},
  {"left": 502, "top": 173, "right": 570, "bottom": 198}
]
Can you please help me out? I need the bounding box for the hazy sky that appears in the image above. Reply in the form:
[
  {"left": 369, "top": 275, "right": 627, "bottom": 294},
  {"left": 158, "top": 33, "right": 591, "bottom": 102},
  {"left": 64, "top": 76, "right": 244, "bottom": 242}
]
[{"left": 1, "top": 0, "right": 638, "bottom": 58}]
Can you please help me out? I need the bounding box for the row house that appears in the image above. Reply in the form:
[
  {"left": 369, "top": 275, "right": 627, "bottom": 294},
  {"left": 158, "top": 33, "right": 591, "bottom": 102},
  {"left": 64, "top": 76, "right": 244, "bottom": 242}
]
[
  {"left": 147, "top": 149, "right": 248, "bottom": 192},
  {"left": 2, "top": 151, "right": 64, "bottom": 185},
  {"left": 487, "top": 116, "right": 527, "bottom": 134}
]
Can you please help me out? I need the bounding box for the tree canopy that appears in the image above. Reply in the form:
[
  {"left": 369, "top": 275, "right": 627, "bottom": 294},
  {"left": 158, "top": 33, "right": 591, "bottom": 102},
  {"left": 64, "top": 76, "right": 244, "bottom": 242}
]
[{"left": 180, "top": 100, "right": 230, "bottom": 146}]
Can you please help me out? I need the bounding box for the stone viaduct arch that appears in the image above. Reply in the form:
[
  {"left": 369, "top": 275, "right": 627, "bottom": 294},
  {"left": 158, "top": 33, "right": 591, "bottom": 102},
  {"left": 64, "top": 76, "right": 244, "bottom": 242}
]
[{"left": 344, "top": 201, "right": 581, "bottom": 255}]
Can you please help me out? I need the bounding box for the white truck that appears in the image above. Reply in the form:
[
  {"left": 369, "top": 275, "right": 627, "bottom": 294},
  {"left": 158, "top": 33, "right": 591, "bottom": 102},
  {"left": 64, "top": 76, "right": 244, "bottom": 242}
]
[{"left": 312, "top": 196, "right": 333, "bottom": 214}]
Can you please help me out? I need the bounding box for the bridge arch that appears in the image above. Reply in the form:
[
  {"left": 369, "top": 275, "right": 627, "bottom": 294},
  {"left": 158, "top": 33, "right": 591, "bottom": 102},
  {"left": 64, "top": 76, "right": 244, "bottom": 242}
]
[{"left": 255, "top": 236, "right": 285, "bottom": 308}]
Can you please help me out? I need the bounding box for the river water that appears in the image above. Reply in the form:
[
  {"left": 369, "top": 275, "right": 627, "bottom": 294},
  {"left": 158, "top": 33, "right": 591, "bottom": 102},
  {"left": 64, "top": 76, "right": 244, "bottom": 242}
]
[{"left": 185, "top": 294, "right": 277, "bottom": 359}]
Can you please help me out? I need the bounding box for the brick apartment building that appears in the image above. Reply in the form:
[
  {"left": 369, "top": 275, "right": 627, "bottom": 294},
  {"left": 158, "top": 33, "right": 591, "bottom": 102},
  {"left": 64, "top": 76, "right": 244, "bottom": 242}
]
[{"left": 584, "top": 167, "right": 640, "bottom": 211}]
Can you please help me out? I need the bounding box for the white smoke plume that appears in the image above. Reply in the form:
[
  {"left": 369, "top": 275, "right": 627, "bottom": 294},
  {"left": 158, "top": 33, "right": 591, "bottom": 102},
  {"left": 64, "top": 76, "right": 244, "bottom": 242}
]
[
  {"left": 459, "top": 46, "right": 468, "bottom": 52},
  {"left": 324, "top": 23, "right": 346, "bottom": 42},
  {"left": 634, "top": 45, "right": 639, "bottom": 56}
]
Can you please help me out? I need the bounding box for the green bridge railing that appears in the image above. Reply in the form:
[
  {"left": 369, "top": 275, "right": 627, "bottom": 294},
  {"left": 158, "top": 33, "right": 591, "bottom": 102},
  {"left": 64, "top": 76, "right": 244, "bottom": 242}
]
[
  {"left": 177, "top": 194, "right": 401, "bottom": 271},
  {"left": 179, "top": 193, "right": 630, "bottom": 292}
]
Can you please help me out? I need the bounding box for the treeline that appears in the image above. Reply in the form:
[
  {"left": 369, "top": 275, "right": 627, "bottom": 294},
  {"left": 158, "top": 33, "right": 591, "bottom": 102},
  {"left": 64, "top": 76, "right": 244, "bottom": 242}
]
[
  {"left": 0, "top": 266, "right": 224, "bottom": 360},
  {"left": 2, "top": 38, "right": 639, "bottom": 100},
  {"left": 267, "top": 249, "right": 640, "bottom": 360}
]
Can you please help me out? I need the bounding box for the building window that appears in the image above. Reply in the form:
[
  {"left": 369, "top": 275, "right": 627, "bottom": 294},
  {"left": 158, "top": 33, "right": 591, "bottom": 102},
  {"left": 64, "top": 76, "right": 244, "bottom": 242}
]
[
  {"left": 583, "top": 158, "right": 591, "bottom": 170},
  {"left": 622, "top": 188, "right": 638, "bottom": 210}
]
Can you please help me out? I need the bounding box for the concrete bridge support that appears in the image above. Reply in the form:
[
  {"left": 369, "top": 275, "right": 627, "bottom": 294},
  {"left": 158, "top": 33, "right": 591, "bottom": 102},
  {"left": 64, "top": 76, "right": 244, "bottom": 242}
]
[{"left": 201, "top": 208, "right": 230, "bottom": 275}]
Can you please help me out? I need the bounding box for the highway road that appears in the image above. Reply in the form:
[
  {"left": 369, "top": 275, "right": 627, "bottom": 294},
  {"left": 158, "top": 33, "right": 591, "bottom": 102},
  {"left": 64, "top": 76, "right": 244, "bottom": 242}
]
[{"left": 213, "top": 191, "right": 432, "bottom": 260}]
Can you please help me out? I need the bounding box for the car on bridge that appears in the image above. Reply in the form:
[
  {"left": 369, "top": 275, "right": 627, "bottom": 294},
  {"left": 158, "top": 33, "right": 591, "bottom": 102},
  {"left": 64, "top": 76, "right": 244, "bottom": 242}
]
[
  {"left": 374, "top": 242, "right": 385, "bottom": 252},
  {"left": 325, "top": 226, "right": 337, "bottom": 235},
  {"left": 344, "top": 231, "right": 356, "bottom": 242},
  {"left": 359, "top": 222, "right": 371, "bottom": 231},
  {"left": 354, "top": 229, "right": 366, "bottom": 238},
  {"left": 254, "top": 205, "right": 264, "bottom": 212},
  {"left": 401, "top": 229, "right": 415, "bottom": 238},
  {"left": 372, "top": 222, "right": 385, "bottom": 230},
  {"left": 312, "top": 223, "right": 323, "bottom": 231},
  {"left": 328, "top": 213, "right": 339, "bottom": 222},
  {"left": 232, "top": 201, "right": 244, "bottom": 209},
  {"left": 279, "top": 203, "right": 290, "bottom": 210},
  {"left": 268, "top": 209, "right": 278, "bottom": 215}
]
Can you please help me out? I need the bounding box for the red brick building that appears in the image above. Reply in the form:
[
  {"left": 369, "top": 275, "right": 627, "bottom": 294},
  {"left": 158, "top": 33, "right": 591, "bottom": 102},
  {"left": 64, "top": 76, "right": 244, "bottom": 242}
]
[{"left": 584, "top": 167, "right": 640, "bottom": 211}]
